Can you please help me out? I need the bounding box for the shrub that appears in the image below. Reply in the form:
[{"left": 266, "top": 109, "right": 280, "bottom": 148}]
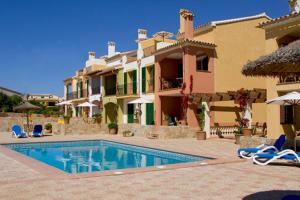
[
  {"left": 108, "top": 122, "right": 118, "bottom": 129},
  {"left": 45, "top": 123, "right": 52, "bottom": 130}
]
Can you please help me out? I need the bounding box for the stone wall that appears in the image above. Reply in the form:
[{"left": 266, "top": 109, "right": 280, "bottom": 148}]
[
  {"left": 0, "top": 114, "right": 197, "bottom": 139},
  {"left": 239, "top": 136, "right": 297, "bottom": 149},
  {"left": 0, "top": 115, "right": 59, "bottom": 132}
]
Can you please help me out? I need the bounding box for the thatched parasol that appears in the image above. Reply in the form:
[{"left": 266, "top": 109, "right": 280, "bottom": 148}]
[
  {"left": 242, "top": 39, "right": 300, "bottom": 77},
  {"left": 14, "top": 101, "right": 41, "bottom": 132}
]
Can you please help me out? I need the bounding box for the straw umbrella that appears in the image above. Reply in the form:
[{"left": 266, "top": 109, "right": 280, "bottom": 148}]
[
  {"left": 153, "top": 31, "right": 174, "bottom": 42},
  {"left": 14, "top": 101, "right": 41, "bottom": 132},
  {"left": 242, "top": 39, "right": 300, "bottom": 76}
]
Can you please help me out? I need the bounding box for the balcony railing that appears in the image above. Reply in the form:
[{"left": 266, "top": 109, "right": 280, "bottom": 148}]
[
  {"left": 117, "top": 83, "right": 137, "bottom": 96},
  {"left": 278, "top": 74, "right": 300, "bottom": 85},
  {"left": 146, "top": 79, "right": 154, "bottom": 93},
  {"left": 105, "top": 86, "right": 116, "bottom": 96},
  {"left": 91, "top": 86, "right": 101, "bottom": 95},
  {"left": 160, "top": 77, "right": 183, "bottom": 91},
  {"left": 66, "top": 90, "right": 88, "bottom": 100}
]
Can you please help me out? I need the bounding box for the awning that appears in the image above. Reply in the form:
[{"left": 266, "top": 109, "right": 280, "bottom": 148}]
[{"left": 128, "top": 97, "right": 153, "bottom": 104}]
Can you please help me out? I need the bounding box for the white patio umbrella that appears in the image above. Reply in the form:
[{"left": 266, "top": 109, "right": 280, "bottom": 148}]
[
  {"left": 128, "top": 97, "right": 152, "bottom": 104},
  {"left": 77, "top": 102, "right": 97, "bottom": 107},
  {"left": 56, "top": 101, "right": 73, "bottom": 106},
  {"left": 266, "top": 91, "right": 300, "bottom": 105}
]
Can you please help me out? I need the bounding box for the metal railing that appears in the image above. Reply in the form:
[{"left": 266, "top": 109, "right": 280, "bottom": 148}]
[
  {"left": 278, "top": 74, "right": 300, "bottom": 84},
  {"left": 105, "top": 86, "right": 116, "bottom": 96},
  {"left": 66, "top": 90, "right": 88, "bottom": 100},
  {"left": 117, "top": 83, "right": 137, "bottom": 96},
  {"left": 91, "top": 86, "right": 101, "bottom": 95}
]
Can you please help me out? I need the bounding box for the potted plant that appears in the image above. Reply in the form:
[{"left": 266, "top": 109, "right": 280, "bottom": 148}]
[
  {"left": 122, "top": 130, "right": 134, "bottom": 137},
  {"left": 92, "top": 113, "right": 102, "bottom": 124},
  {"left": 162, "top": 113, "right": 169, "bottom": 126},
  {"left": 234, "top": 118, "right": 250, "bottom": 144},
  {"left": 235, "top": 88, "right": 252, "bottom": 137},
  {"left": 108, "top": 122, "right": 118, "bottom": 134},
  {"left": 196, "top": 104, "right": 206, "bottom": 140},
  {"left": 63, "top": 115, "right": 71, "bottom": 124},
  {"left": 44, "top": 123, "right": 52, "bottom": 134}
]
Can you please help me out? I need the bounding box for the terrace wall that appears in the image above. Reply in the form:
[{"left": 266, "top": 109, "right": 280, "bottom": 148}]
[{"left": 0, "top": 114, "right": 197, "bottom": 139}]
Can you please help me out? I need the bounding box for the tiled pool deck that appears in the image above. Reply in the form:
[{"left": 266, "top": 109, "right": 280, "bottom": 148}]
[{"left": 0, "top": 132, "right": 299, "bottom": 200}]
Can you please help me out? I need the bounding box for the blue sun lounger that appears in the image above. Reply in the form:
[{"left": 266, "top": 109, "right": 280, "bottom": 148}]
[
  {"left": 11, "top": 125, "right": 28, "bottom": 138},
  {"left": 237, "top": 134, "right": 286, "bottom": 159},
  {"left": 32, "top": 125, "right": 43, "bottom": 137},
  {"left": 253, "top": 150, "right": 300, "bottom": 166}
]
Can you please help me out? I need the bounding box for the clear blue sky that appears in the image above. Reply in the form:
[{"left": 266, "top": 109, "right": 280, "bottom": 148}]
[{"left": 0, "top": 0, "right": 288, "bottom": 97}]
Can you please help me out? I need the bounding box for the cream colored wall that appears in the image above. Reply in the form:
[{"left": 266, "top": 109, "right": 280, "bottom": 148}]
[{"left": 196, "top": 18, "right": 269, "bottom": 125}]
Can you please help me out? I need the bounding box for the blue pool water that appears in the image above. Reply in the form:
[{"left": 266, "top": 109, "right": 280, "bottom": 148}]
[{"left": 5, "top": 140, "right": 210, "bottom": 174}]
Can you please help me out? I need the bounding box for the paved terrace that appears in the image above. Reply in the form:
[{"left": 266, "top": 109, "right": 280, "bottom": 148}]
[{"left": 0, "top": 132, "right": 299, "bottom": 200}]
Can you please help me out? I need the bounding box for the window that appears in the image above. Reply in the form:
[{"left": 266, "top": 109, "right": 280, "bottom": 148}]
[
  {"left": 280, "top": 105, "right": 294, "bottom": 124},
  {"left": 196, "top": 56, "right": 209, "bottom": 71}
]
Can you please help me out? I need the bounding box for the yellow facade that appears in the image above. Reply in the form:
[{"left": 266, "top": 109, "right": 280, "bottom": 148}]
[
  {"left": 262, "top": 15, "right": 300, "bottom": 139},
  {"left": 193, "top": 16, "right": 270, "bottom": 125}
]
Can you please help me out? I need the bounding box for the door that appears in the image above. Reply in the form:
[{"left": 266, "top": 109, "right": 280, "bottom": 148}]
[
  {"left": 127, "top": 104, "right": 134, "bottom": 123},
  {"left": 146, "top": 103, "right": 154, "bottom": 125}
]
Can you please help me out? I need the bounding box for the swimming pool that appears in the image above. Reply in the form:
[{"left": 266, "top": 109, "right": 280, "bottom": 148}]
[{"left": 5, "top": 140, "right": 211, "bottom": 174}]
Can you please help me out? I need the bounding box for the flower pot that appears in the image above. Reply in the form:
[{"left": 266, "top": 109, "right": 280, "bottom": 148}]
[
  {"left": 109, "top": 128, "right": 118, "bottom": 135},
  {"left": 196, "top": 130, "right": 206, "bottom": 140},
  {"left": 45, "top": 129, "right": 52, "bottom": 134},
  {"left": 64, "top": 118, "right": 70, "bottom": 124},
  {"left": 242, "top": 128, "right": 252, "bottom": 137},
  {"left": 235, "top": 134, "right": 242, "bottom": 144}
]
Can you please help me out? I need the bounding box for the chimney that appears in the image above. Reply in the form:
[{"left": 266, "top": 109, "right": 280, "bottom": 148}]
[
  {"left": 88, "top": 51, "right": 95, "bottom": 60},
  {"left": 138, "top": 29, "right": 147, "bottom": 41},
  {"left": 179, "top": 9, "right": 194, "bottom": 40},
  {"left": 108, "top": 41, "right": 116, "bottom": 57}
]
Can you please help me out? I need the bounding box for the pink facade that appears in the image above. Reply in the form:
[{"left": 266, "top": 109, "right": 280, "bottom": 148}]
[{"left": 154, "top": 9, "right": 215, "bottom": 128}]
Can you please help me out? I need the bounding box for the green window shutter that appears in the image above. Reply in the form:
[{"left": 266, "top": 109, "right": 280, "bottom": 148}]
[
  {"left": 80, "top": 81, "right": 83, "bottom": 98},
  {"left": 146, "top": 103, "right": 154, "bottom": 125},
  {"left": 127, "top": 104, "right": 134, "bottom": 123},
  {"left": 86, "top": 80, "right": 89, "bottom": 96},
  {"left": 76, "top": 83, "right": 79, "bottom": 98},
  {"left": 124, "top": 72, "right": 127, "bottom": 95},
  {"left": 142, "top": 67, "right": 146, "bottom": 93},
  {"left": 132, "top": 70, "right": 137, "bottom": 94},
  {"left": 152, "top": 65, "right": 155, "bottom": 91}
]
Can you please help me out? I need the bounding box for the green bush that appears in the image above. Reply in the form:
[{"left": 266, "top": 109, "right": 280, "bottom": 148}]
[
  {"left": 92, "top": 113, "right": 102, "bottom": 118},
  {"left": 44, "top": 123, "right": 52, "bottom": 130},
  {"left": 108, "top": 122, "right": 118, "bottom": 129},
  {"left": 0, "top": 93, "right": 23, "bottom": 112}
]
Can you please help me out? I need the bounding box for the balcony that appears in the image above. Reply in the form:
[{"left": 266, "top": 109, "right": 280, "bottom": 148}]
[
  {"left": 117, "top": 83, "right": 137, "bottom": 96},
  {"left": 161, "top": 77, "right": 183, "bottom": 91},
  {"left": 105, "top": 86, "right": 116, "bottom": 96},
  {"left": 66, "top": 90, "right": 88, "bottom": 100},
  {"left": 91, "top": 86, "right": 101, "bottom": 95},
  {"left": 278, "top": 74, "right": 300, "bottom": 85}
]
